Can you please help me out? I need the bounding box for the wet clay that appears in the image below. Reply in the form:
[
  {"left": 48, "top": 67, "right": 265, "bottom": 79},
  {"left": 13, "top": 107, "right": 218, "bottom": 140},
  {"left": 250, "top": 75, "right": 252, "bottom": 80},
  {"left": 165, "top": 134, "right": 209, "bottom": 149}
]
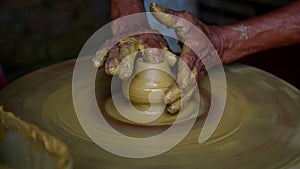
[
  {"left": 122, "top": 58, "right": 175, "bottom": 103},
  {"left": 0, "top": 106, "right": 71, "bottom": 169}
]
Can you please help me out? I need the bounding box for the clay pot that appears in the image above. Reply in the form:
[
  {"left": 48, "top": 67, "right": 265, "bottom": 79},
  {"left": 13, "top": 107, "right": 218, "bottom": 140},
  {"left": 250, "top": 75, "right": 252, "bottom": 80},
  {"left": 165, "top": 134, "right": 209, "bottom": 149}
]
[{"left": 122, "top": 58, "right": 175, "bottom": 104}]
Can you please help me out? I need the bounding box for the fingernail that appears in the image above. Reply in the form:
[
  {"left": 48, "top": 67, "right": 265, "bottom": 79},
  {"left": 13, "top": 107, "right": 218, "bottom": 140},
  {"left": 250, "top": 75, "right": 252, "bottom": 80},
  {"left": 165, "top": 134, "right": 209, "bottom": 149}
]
[
  {"left": 92, "top": 57, "right": 101, "bottom": 68},
  {"left": 150, "top": 3, "right": 160, "bottom": 12},
  {"left": 167, "top": 105, "right": 175, "bottom": 114},
  {"left": 106, "top": 66, "right": 117, "bottom": 75},
  {"left": 166, "top": 84, "right": 181, "bottom": 103},
  {"left": 165, "top": 91, "right": 175, "bottom": 104},
  {"left": 165, "top": 93, "right": 171, "bottom": 104},
  {"left": 118, "top": 62, "right": 132, "bottom": 80},
  {"left": 167, "top": 104, "right": 179, "bottom": 114},
  {"left": 93, "top": 48, "right": 108, "bottom": 68}
]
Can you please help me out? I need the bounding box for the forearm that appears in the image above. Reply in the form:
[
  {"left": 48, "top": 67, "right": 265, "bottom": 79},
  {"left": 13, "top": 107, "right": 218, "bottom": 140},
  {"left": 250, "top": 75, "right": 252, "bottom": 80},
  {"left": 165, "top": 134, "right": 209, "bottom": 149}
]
[
  {"left": 111, "top": 0, "right": 145, "bottom": 19},
  {"left": 110, "top": 0, "right": 150, "bottom": 34},
  {"left": 219, "top": 0, "right": 300, "bottom": 63}
]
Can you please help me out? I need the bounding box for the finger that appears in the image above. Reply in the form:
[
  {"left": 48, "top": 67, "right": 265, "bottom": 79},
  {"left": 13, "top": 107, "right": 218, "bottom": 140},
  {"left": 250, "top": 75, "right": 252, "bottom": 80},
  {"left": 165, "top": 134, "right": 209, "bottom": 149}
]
[
  {"left": 118, "top": 37, "right": 139, "bottom": 61},
  {"left": 165, "top": 45, "right": 200, "bottom": 108},
  {"left": 167, "top": 85, "right": 197, "bottom": 114},
  {"left": 165, "top": 83, "right": 180, "bottom": 104},
  {"left": 164, "top": 45, "right": 196, "bottom": 104},
  {"left": 167, "top": 56, "right": 210, "bottom": 114},
  {"left": 105, "top": 46, "right": 119, "bottom": 75},
  {"left": 92, "top": 48, "right": 108, "bottom": 68},
  {"left": 161, "top": 46, "right": 177, "bottom": 67},
  {"left": 141, "top": 34, "right": 177, "bottom": 66},
  {"left": 142, "top": 48, "right": 163, "bottom": 63},
  {"left": 117, "top": 37, "right": 140, "bottom": 79},
  {"left": 150, "top": 3, "right": 182, "bottom": 28},
  {"left": 150, "top": 3, "right": 198, "bottom": 40},
  {"left": 177, "top": 58, "right": 192, "bottom": 89},
  {"left": 176, "top": 44, "right": 197, "bottom": 85},
  {"left": 118, "top": 52, "right": 138, "bottom": 80},
  {"left": 194, "top": 58, "right": 206, "bottom": 82},
  {"left": 92, "top": 34, "right": 124, "bottom": 69},
  {"left": 137, "top": 33, "right": 164, "bottom": 64},
  {"left": 167, "top": 59, "right": 205, "bottom": 114},
  {"left": 167, "top": 99, "right": 180, "bottom": 114}
]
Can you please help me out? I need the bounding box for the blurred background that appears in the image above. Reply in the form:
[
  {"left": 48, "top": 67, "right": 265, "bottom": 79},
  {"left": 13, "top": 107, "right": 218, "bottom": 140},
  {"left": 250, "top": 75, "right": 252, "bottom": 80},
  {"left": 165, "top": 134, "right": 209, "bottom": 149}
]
[{"left": 0, "top": 0, "right": 299, "bottom": 89}]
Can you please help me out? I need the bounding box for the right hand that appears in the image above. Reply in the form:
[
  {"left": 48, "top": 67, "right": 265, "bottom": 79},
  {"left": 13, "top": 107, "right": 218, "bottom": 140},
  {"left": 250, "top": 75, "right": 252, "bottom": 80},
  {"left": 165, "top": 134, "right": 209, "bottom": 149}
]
[{"left": 150, "top": 3, "right": 225, "bottom": 113}]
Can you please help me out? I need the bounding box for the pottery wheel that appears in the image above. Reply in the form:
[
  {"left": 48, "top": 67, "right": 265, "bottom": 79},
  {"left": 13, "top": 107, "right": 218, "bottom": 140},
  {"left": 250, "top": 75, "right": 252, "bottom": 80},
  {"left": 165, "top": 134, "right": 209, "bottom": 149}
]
[{"left": 0, "top": 59, "right": 299, "bottom": 169}]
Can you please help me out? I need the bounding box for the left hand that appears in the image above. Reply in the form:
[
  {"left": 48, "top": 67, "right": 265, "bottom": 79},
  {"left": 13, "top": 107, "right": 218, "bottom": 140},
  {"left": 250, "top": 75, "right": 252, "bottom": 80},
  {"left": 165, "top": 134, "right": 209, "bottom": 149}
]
[{"left": 92, "top": 24, "right": 177, "bottom": 80}]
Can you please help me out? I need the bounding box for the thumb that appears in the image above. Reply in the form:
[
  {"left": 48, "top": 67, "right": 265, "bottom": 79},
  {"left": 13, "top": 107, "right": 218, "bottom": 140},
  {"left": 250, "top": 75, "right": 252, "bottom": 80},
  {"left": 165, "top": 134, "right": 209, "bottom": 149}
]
[
  {"left": 150, "top": 3, "right": 199, "bottom": 41},
  {"left": 150, "top": 3, "right": 197, "bottom": 29},
  {"left": 150, "top": 3, "right": 179, "bottom": 28}
]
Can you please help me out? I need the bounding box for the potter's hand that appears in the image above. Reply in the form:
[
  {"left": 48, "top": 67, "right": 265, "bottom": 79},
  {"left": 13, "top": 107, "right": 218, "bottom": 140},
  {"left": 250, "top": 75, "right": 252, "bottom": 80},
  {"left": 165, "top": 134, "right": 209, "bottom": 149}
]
[
  {"left": 150, "top": 3, "right": 224, "bottom": 113},
  {"left": 92, "top": 26, "right": 176, "bottom": 80}
]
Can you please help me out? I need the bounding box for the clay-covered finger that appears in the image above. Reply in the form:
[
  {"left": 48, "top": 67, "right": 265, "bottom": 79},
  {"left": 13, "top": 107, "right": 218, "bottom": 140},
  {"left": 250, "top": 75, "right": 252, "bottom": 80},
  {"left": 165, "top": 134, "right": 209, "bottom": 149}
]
[
  {"left": 150, "top": 3, "right": 198, "bottom": 39},
  {"left": 142, "top": 48, "right": 163, "bottom": 63},
  {"left": 92, "top": 48, "right": 108, "bottom": 68},
  {"left": 167, "top": 85, "right": 197, "bottom": 114},
  {"left": 117, "top": 38, "right": 140, "bottom": 79},
  {"left": 150, "top": 3, "right": 181, "bottom": 28},
  {"left": 194, "top": 58, "right": 207, "bottom": 82},
  {"left": 176, "top": 59, "right": 192, "bottom": 89},
  {"left": 92, "top": 36, "right": 123, "bottom": 69},
  {"left": 167, "top": 99, "right": 180, "bottom": 114},
  {"left": 167, "top": 59, "right": 203, "bottom": 114},
  {"left": 118, "top": 52, "right": 138, "bottom": 80},
  {"left": 178, "top": 40, "right": 212, "bottom": 84},
  {"left": 165, "top": 45, "right": 196, "bottom": 104},
  {"left": 165, "top": 83, "right": 181, "bottom": 104},
  {"left": 166, "top": 48, "right": 199, "bottom": 112},
  {"left": 105, "top": 46, "right": 119, "bottom": 75},
  {"left": 142, "top": 47, "right": 176, "bottom": 65},
  {"left": 138, "top": 33, "right": 165, "bottom": 64},
  {"left": 162, "top": 46, "right": 177, "bottom": 67},
  {"left": 176, "top": 44, "right": 198, "bottom": 88},
  {"left": 118, "top": 37, "right": 139, "bottom": 60},
  {"left": 180, "top": 44, "right": 199, "bottom": 68}
]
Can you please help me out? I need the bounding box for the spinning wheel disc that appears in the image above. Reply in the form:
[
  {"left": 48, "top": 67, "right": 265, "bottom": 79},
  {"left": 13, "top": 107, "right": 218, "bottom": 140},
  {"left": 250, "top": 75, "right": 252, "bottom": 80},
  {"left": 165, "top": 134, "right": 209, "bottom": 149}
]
[{"left": 0, "top": 59, "right": 299, "bottom": 169}]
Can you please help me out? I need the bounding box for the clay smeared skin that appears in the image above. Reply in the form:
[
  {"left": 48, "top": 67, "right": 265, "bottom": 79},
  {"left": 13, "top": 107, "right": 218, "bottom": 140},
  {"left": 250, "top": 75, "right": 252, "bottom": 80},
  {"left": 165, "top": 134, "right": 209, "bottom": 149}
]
[
  {"left": 151, "top": 1, "right": 300, "bottom": 112},
  {"left": 151, "top": 3, "right": 222, "bottom": 109},
  {"left": 104, "top": 0, "right": 175, "bottom": 80}
]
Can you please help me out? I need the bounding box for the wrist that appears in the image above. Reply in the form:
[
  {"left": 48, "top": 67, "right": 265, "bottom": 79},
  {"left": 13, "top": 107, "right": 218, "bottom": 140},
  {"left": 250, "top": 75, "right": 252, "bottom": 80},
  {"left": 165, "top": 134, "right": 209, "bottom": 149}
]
[
  {"left": 111, "top": 0, "right": 146, "bottom": 19},
  {"left": 217, "top": 24, "right": 246, "bottom": 64},
  {"left": 110, "top": 0, "right": 150, "bottom": 35},
  {"left": 206, "top": 26, "right": 226, "bottom": 61},
  {"left": 110, "top": 8, "right": 150, "bottom": 36},
  {"left": 111, "top": 20, "right": 151, "bottom": 36}
]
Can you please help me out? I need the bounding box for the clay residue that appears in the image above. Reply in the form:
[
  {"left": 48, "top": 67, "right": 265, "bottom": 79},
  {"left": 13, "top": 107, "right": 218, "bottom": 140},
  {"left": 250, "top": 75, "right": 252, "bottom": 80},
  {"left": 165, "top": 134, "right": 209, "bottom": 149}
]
[{"left": 0, "top": 106, "right": 71, "bottom": 169}]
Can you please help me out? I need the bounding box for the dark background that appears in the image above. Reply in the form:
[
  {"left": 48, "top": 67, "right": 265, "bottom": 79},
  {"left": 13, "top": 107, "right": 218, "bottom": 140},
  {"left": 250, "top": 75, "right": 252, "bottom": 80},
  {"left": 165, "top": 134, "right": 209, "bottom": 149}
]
[{"left": 0, "top": 0, "right": 299, "bottom": 89}]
